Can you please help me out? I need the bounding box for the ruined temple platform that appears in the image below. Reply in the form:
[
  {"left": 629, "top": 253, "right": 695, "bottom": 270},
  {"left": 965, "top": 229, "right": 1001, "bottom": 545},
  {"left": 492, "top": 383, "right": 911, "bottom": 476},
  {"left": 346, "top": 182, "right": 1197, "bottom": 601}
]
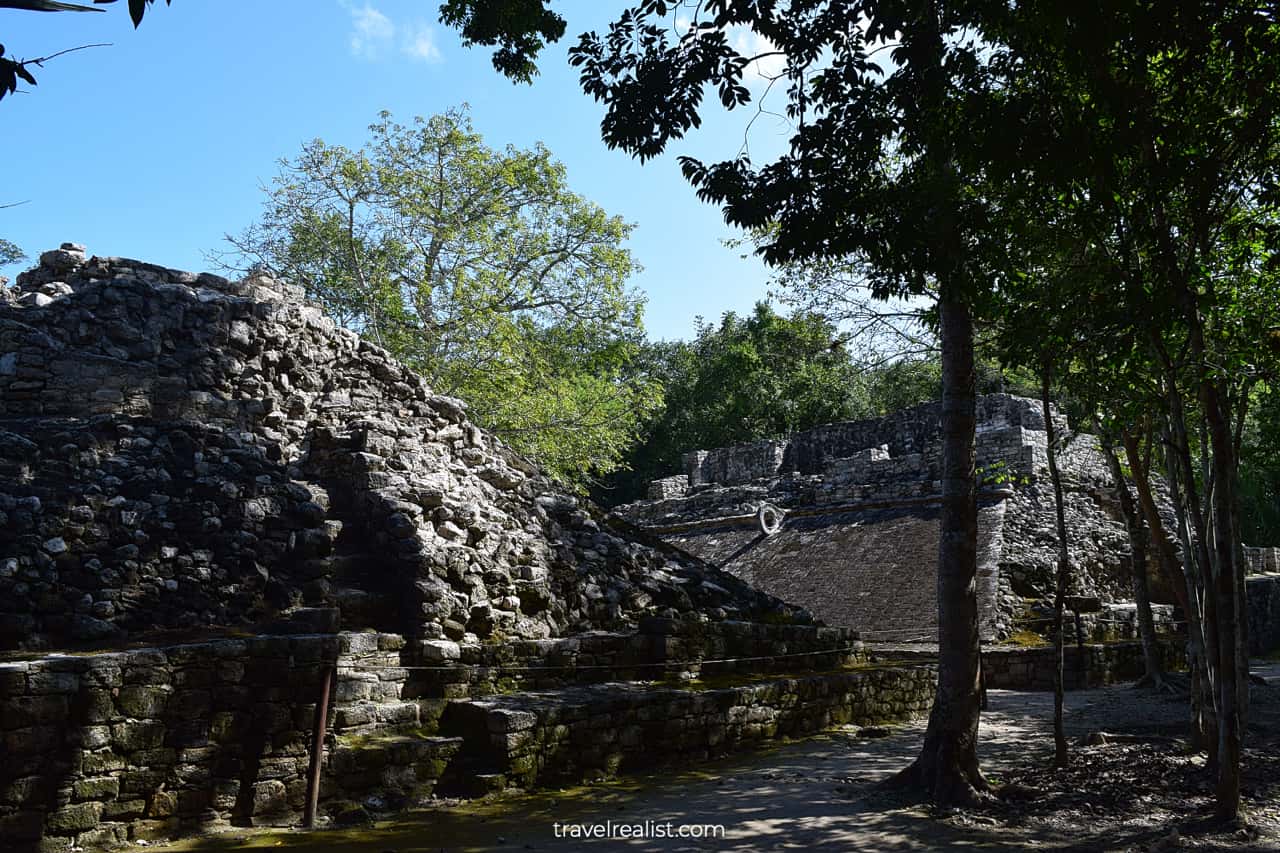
[{"left": 617, "top": 395, "right": 1168, "bottom": 642}]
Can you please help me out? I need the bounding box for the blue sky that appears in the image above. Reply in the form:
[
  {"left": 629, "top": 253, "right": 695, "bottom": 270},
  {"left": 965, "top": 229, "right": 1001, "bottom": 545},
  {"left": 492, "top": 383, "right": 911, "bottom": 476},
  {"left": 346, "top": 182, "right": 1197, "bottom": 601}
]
[{"left": 0, "top": 0, "right": 795, "bottom": 341}]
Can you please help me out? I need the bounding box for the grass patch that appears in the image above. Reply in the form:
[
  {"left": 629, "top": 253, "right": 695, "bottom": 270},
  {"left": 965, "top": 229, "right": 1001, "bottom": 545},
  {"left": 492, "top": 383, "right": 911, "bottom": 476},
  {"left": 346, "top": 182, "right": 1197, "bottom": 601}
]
[{"left": 1004, "top": 629, "right": 1050, "bottom": 648}]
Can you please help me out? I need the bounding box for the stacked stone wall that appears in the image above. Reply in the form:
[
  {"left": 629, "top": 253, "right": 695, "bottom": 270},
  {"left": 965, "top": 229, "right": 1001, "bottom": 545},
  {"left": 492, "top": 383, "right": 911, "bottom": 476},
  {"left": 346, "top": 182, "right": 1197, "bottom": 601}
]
[
  {"left": 0, "top": 633, "right": 368, "bottom": 850},
  {"left": 678, "top": 396, "right": 1064, "bottom": 490},
  {"left": 1245, "top": 546, "right": 1280, "bottom": 575},
  {"left": 981, "top": 641, "right": 1185, "bottom": 691},
  {"left": 873, "top": 640, "right": 1187, "bottom": 692},
  {"left": 1247, "top": 574, "right": 1280, "bottom": 656},
  {"left": 0, "top": 247, "right": 804, "bottom": 651},
  {"left": 445, "top": 665, "right": 936, "bottom": 791},
  {"left": 0, "top": 618, "right": 879, "bottom": 851}
]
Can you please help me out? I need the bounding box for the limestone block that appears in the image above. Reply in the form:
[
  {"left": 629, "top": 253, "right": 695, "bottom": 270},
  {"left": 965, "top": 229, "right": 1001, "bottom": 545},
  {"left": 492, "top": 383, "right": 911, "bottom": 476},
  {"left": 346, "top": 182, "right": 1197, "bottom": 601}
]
[
  {"left": 72, "top": 777, "right": 120, "bottom": 802},
  {"left": 45, "top": 801, "right": 103, "bottom": 835},
  {"left": 421, "top": 640, "right": 461, "bottom": 662}
]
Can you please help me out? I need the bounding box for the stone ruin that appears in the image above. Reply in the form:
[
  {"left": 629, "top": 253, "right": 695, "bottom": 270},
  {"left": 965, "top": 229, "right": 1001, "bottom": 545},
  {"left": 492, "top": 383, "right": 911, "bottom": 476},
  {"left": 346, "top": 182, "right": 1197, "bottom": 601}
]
[
  {"left": 0, "top": 246, "right": 939, "bottom": 850},
  {"left": 617, "top": 397, "right": 1280, "bottom": 650},
  {"left": 0, "top": 244, "right": 807, "bottom": 650},
  {"left": 617, "top": 394, "right": 1183, "bottom": 642},
  {"left": 1, "top": 245, "right": 1277, "bottom": 850}
]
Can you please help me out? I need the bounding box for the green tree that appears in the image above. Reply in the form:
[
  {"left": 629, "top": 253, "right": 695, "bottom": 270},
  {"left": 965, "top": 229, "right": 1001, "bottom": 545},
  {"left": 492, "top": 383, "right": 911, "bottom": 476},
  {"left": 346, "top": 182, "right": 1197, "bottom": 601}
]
[
  {"left": 442, "top": 0, "right": 1039, "bottom": 803},
  {"left": 0, "top": 236, "right": 24, "bottom": 287},
  {"left": 997, "top": 0, "right": 1280, "bottom": 815},
  {"left": 223, "top": 107, "right": 659, "bottom": 489},
  {"left": 603, "top": 302, "right": 872, "bottom": 504},
  {"left": 0, "top": 237, "right": 22, "bottom": 265},
  {"left": 441, "top": 0, "right": 1280, "bottom": 814}
]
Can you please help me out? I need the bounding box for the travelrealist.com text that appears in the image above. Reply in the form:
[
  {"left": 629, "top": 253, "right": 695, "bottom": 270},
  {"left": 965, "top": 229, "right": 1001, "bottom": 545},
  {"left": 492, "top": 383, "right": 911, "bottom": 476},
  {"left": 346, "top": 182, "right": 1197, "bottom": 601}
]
[{"left": 552, "top": 821, "right": 727, "bottom": 840}]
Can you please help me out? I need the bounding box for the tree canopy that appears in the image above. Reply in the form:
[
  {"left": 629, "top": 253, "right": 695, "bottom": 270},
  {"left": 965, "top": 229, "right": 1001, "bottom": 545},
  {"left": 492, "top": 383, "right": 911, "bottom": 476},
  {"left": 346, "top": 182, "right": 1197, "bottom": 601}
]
[
  {"left": 223, "top": 107, "right": 658, "bottom": 490},
  {"left": 440, "top": 0, "right": 1280, "bottom": 814},
  {"left": 440, "top": 0, "right": 1043, "bottom": 804},
  {"left": 603, "top": 302, "right": 871, "bottom": 502}
]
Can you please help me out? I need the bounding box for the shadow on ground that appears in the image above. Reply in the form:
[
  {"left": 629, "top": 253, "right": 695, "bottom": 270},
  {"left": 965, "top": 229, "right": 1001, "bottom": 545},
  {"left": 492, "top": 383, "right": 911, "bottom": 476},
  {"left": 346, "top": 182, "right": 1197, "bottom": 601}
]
[{"left": 159, "top": 665, "right": 1280, "bottom": 853}]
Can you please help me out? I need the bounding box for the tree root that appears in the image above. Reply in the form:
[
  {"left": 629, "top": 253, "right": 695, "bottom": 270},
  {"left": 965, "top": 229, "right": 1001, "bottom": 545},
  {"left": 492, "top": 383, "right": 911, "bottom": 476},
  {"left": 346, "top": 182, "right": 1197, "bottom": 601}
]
[
  {"left": 882, "top": 753, "right": 994, "bottom": 808},
  {"left": 1134, "top": 672, "right": 1188, "bottom": 695}
]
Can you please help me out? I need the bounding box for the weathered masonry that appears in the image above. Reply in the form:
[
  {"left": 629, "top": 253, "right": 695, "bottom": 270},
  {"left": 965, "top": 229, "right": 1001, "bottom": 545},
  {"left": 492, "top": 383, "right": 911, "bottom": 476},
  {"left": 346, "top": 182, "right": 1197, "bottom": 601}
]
[
  {"left": 3, "top": 246, "right": 1276, "bottom": 850},
  {"left": 618, "top": 395, "right": 1191, "bottom": 642},
  {"left": 0, "top": 245, "right": 810, "bottom": 651},
  {"left": 1, "top": 619, "right": 938, "bottom": 849},
  {"left": 0, "top": 246, "right": 932, "bottom": 850}
]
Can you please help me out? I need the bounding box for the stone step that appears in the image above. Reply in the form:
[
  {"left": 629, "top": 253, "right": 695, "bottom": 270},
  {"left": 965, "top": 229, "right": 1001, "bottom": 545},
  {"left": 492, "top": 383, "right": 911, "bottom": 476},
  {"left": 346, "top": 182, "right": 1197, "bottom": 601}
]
[
  {"left": 327, "top": 732, "right": 464, "bottom": 801},
  {"left": 436, "top": 665, "right": 934, "bottom": 793},
  {"left": 385, "top": 623, "right": 863, "bottom": 702},
  {"left": 332, "top": 699, "right": 422, "bottom": 731}
]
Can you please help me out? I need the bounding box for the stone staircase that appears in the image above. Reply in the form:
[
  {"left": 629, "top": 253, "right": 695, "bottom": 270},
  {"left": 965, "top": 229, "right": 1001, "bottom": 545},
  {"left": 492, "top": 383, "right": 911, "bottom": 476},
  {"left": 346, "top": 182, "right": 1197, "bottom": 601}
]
[
  {"left": 327, "top": 732, "right": 465, "bottom": 802},
  {"left": 321, "top": 620, "right": 935, "bottom": 805},
  {"left": 430, "top": 665, "right": 935, "bottom": 796},
  {"left": 325, "top": 667, "right": 937, "bottom": 803}
]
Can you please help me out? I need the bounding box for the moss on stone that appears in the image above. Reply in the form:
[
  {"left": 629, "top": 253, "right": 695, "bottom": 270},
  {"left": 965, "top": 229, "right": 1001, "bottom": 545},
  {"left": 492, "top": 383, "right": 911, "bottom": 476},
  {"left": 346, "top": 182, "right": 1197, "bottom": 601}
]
[{"left": 1005, "top": 629, "right": 1050, "bottom": 647}]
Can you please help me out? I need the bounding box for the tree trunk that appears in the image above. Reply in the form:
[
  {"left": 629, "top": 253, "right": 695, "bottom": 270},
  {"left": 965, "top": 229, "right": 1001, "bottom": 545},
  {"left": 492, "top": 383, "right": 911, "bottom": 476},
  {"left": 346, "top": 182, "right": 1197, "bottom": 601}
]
[
  {"left": 1232, "top": 471, "right": 1250, "bottom": 731},
  {"left": 1162, "top": 373, "right": 1221, "bottom": 765},
  {"left": 1120, "top": 428, "right": 1190, "bottom": 616},
  {"left": 892, "top": 293, "right": 987, "bottom": 804},
  {"left": 1162, "top": 425, "right": 1217, "bottom": 758},
  {"left": 1203, "top": 385, "right": 1242, "bottom": 822},
  {"left": 1173, "top": 278, "right": 1242, "bottom": 819},
  {"left": 1042, "top": 373, "right": 1070, "bottom": 767},
  {"left": 1099, "top": 430, "right": 1162, "bottom": 685},
  {"left": 1161, "top": 364, "right": 1216, "bottom": 607}
]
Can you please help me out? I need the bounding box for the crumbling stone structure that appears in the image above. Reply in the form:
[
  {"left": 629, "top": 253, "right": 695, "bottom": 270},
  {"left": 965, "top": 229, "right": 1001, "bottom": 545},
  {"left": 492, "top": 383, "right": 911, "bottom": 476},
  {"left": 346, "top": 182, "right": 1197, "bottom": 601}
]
[
  {"left": 0, "top": 245, "right": 806, "bottom": 651},
  {"left": 2, "top": 245, "right": 1275, "bottom": 850},
  {"left": 1, "top": 246, "right": 909, "bottom": 850},
  {"left": 617, "top": 395, "right": 1171, "bottom": 642}
]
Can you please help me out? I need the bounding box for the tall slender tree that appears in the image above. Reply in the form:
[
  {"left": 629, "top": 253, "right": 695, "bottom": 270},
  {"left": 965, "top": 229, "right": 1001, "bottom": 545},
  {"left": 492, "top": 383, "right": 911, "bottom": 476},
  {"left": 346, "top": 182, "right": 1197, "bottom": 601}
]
[
  {"left": 992, "top": 1, "right": 1280, "bottom": 817},
  {"left": 441, "top": 0, "right": 1048, "bottom": 804}
]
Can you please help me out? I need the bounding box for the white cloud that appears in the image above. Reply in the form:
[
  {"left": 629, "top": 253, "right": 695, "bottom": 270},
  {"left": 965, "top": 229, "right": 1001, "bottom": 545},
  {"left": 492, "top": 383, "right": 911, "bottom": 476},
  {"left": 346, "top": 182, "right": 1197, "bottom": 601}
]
[
  {"left": 342, "top": 3, "right": 443, "bottom": 65},
  {"left": 402, "top": 23, "right": 443, "bottom": 64},
  {"left": 730, "top": 28, "right": 787, "bottom": 86},
  {"left": 347, "top": 2, "right": 395, "bottom": 60}
]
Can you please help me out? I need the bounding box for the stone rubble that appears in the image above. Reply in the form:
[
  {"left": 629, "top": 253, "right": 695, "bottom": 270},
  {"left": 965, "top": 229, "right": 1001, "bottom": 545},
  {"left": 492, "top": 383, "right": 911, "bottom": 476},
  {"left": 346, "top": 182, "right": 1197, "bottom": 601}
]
[{"left": 0, "top": 245, "right": 805, "bottom": 651}]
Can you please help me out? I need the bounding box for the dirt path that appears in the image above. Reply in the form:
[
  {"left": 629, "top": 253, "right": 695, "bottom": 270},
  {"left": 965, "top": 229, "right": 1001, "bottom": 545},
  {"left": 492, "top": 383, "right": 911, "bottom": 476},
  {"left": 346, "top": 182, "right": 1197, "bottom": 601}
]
[{"left": 166, "top": 664, "right": 1280, "bottom": 853}]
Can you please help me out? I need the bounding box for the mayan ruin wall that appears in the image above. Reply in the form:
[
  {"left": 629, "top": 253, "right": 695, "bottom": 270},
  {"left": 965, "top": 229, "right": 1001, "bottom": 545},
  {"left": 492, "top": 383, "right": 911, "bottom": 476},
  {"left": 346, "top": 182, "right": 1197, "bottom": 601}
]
[{"left": 617, "top": 395, "right": 1188, "bottom": 642}]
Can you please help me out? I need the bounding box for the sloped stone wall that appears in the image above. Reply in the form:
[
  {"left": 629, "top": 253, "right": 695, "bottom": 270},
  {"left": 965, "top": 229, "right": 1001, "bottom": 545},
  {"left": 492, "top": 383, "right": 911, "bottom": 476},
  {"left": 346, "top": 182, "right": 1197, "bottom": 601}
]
[
  {"left": 0, "top": 246, "right": 804, "bottom": 651},
  {"left": 629, "top": 499, "right": 1010, "bottom": 642},
  {"left": 619, "top": 396, "right": 1161, "bottom": 641}
]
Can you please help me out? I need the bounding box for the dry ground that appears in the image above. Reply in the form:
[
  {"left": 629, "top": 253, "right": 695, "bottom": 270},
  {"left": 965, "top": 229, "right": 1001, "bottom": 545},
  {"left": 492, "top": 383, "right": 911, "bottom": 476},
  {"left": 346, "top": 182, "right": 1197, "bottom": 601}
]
[{"left": 160, "top": 662, "right": 1280, "bottom": 853}]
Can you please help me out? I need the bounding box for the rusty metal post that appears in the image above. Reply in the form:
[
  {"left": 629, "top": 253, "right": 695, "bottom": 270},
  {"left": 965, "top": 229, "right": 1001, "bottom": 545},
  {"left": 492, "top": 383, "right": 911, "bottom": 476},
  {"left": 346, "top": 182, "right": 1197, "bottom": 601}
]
[
  {"left": 303, "top": 665, "right": 334, "bottom": 829},
  {"left": 979, "top": 656, "right": 989, "bottom": 711},
  {"left": 1073, "top": 610, "right": 1086, "bottom": 688}
]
